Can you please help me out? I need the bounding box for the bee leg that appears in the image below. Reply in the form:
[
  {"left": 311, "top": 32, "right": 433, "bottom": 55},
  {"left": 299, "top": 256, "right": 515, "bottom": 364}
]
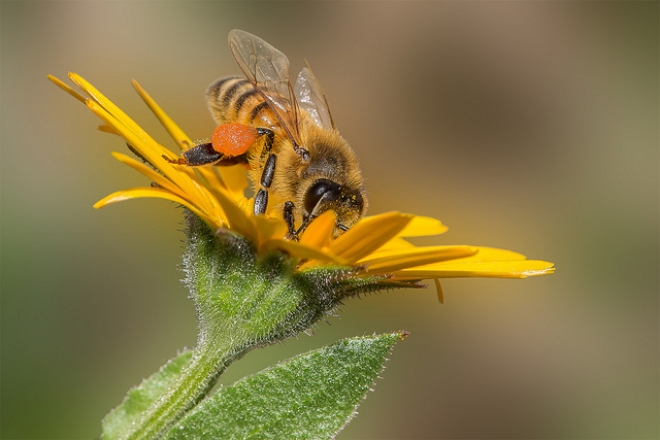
[
  {"left": 163, "top": 142, "right": 224, "bottom": 166},
  {"left": 126, "top": 142, "right": 153, "bottom": 166},
  {"left": 254, "top": 128, "right": 276, "bottom": 215},
  {"left": 254, "top": 153, "right": 276, "bottom": 214},
  {"left": 256, "top": 128, "right": 275, "bottom": 157},
  {"left": 294, "top": 215, "right": 313, "bottom": 239},
  {"left": 282, "top": 210, "right": 315, "bottom": 241},
  {"left": 284, "top": 201, "right": 297, "bottom": 239}
]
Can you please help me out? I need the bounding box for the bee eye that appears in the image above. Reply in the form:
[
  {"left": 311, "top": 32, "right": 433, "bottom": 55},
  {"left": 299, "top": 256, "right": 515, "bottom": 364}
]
[{"left": 304, "top": 178, "right": 337, "bottom": 214}]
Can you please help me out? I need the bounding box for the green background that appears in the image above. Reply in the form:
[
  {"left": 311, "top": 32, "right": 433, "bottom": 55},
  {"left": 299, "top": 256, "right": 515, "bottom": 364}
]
[{"left": 2, "top": 2, "right": 657, "bottom": 439}]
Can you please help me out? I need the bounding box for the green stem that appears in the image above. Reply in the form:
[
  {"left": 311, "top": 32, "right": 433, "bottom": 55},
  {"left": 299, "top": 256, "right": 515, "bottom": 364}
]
[{"left": 127, "top": 339, "right": 240, "bottom": 440}]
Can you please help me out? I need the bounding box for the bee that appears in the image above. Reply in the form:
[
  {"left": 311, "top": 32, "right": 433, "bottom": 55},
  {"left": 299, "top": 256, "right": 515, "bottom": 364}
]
[{"left": 167, "top": 29, "right": 367, "bottom": 239}]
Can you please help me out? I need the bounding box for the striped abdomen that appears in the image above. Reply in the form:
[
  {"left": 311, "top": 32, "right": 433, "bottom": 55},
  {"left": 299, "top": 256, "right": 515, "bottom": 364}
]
[{"left": 206, "top": 76, "right": 278, "bottom": 129}]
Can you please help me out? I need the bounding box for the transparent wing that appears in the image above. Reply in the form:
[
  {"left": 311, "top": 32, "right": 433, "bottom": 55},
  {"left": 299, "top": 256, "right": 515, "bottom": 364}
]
[
  {"left": 228, "top": 29, "right": 301, "bottom": 146},
  {"left": 294, "top": 63, "right": 335, "bottom": 130}
]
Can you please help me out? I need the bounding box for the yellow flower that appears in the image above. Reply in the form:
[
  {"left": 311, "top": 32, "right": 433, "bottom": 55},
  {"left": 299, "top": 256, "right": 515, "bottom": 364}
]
[{"left": 48, "top": 73, "right": 554, "bottom": 302}]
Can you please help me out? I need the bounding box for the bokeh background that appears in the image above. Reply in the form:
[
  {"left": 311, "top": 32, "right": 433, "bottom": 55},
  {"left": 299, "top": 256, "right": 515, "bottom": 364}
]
[{"left": 2, "top": 2, "right": 657, "bottom": 439}]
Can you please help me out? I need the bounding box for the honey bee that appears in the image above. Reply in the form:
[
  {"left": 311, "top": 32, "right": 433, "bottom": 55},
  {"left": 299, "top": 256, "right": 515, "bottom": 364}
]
[{"left": 167, "top": 29, "right": 367, "bottom": 239}]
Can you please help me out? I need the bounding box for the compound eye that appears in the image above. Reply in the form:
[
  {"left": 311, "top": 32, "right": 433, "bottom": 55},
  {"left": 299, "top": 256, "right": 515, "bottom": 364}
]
[{"left": 304, "top": 178, "right": 335, "bottom": 214}]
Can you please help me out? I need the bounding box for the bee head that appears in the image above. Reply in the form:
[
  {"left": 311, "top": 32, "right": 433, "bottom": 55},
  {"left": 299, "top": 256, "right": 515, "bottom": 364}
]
[{"left": 303, "top": 178, "right": 366, "bottom": 237}]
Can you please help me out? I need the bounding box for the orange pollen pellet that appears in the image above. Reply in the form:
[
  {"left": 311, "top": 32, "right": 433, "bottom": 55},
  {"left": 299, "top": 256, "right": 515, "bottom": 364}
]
[{"left": 211, "top": 122, "right": 258, "bottom": 157}]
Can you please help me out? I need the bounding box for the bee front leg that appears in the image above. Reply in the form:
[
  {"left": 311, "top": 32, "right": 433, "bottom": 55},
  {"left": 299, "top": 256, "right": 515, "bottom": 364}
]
[
  {"left": 253, "top": 128, "right": 276, "bottom": 215},
  {"left": 283, "top": 202, "right": 315, "bottom": 241},
  {"left": 284, "top": 201, "right": 297, "bottom": 239}
]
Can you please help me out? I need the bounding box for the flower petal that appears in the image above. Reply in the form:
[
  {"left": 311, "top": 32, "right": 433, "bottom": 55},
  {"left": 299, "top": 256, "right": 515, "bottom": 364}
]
[
  {"left": 98, "top": 124, "right": 119, "bottom": 134},
  {"left": 84, "top": 100, "right": 174, "bottom": 172},
  {"left": 254, "top": 215, "right": 288, "bottom": 243},
  {"left": 359, "top": 245, "right": 478, "bottom": 274},
  {"left": 47, "top": 74, "right": 86, "bottom": 104},
  {"left": 300, "top": 210, "right": 336, "bottom": 250},
  {"left": 260, "top": 239, "right": 345, "bottom": 265},
  {"left": 394, "top": 260, "right": 556, "bottom": 279},
  {"left": 70, "top": 73, "right": 146, "bottom": 140},
  {"left": 73, "top": 75, "right": 203, "bottom": 193},
  {"left": 56, "top": 73, "right": 230, "bottom": 228},
  {"left": 133, "top": 86, "right": 243, "bottom": 201},
  {"left": 207, "top": 183, "right": 259, "bottom": 243},
  {"left": 398, "top": 215, "right": 448, "bottom": 237},
  {"left": 94, "top": 187, "right": 217, "bottom": 228},
  {"left": 217, "top": 166, "right": 250, "bottom": 200},
  {"left": 193, "top": 167, "right": 232, "bottom": 201},
  {"left": 84, "top": 100, "right": 215, "bottom": 215},
  {"left": 449, "top": 246, "right": 527, "bottom": 262},
  {"left": 132, "top": 79, "right": 193, "bottom": 149},
  {"left": 110, "top": 152, "right": 190, "bottom": 201},
  {"left": 329, "top": 212, "right": 413, "bottom": 263},
  {"left": 434, "top": 278, "right": 445, "bottom": 304},
  {"left": 373, "top": 237, "right": 416, "bottom": 252}
]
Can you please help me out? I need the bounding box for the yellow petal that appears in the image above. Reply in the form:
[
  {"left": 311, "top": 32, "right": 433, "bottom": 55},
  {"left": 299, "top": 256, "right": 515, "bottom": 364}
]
[
  {"left": 111, "top": 152, "right": 190, "bottom": 201},
  {"left": 398, "top": 215, "right": 448, "bottom": 237},
  {"left": 194, "top": 167, "right": 230, "bottom": 197},
  {"left": 260, "top": 239, "right": 345, "bottom": 265},
  {"left": 70, "top": 73, "right": 145, "bottom": 140},
  {"left": 449, "top": 246, "right": 527, "bottom": 262},
  {"left": 217, "top": 166, "right": 250, "bottom": 200},
  {"left": 371, "top": 215, "right": 447, "bottom": 254},
  {"left": 84, "top": 101, "right": 214, "bottom": 215},
  {"left": 434, "top": 278, "right": 445, "bottom": 304},
  {"left": 94, "top": 187, "right": 218, "bottom": 229},
  {"left": 132, "top": 79, "right": 193, "bottom": 149},
  {"left": 47, "top": 74, "right": 86, "bottom": 104},
  {"left": 254, "top": 215, "right": 288, "bottom": 243},
  {"left": 394, "top": 260, "right": 556, "bottom": 279},
  {"left": 207, "top": 183, "right": 259, "bottom": 242},
  {"left": 358, "top": 245, "right": 478, "bottom": 274},
  {"left": 98, "top": 124, "right": 119, "bottom": 135},
  {"left": 300, "top": 210, "right": 336, "bottom": 250},
  {"left": 84, "top": 100, "right": 172, "bottom": 169},
  {"left": 56, "top": 73, "right": 239, "bottom": 234},
  {"left": 74, "top": 76, "right": 203, "bottom": 200},
  {"left": 373, "top": 237, "right": 416, "bottom": 252},
  {"left": 329, "top": 212, "right": 413, "bottom": 263}
]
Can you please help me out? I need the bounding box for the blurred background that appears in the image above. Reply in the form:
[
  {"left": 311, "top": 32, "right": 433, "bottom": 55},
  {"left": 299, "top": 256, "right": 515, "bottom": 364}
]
[{"left": 2, "top": 2, "right": 657, "bottom": 439}]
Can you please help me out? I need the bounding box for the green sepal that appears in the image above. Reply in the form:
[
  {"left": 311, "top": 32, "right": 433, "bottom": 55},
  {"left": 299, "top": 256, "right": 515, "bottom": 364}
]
[
  {"left": 163, "top": 332, "right": 406, "bottom": 440},
  {"left": 184, "top": 213, "right": 417, "bottom": 352},
  {"left": 101, "top": 350, "right": 193, "bottom": 439}
]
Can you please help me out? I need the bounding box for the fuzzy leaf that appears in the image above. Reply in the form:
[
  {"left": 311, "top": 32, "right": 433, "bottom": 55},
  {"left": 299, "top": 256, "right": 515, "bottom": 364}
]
[
  {"left": 101, "top": 350, "right": 193, "bottom": 439},
  {"left": 164, "top": 332, "right": 405, "bottom": 440}
]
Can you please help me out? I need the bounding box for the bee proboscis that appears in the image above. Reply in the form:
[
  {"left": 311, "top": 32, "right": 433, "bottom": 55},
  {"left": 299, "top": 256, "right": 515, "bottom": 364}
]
[{"left": 167, "top": 29, "right": 367, "bottom": 239}]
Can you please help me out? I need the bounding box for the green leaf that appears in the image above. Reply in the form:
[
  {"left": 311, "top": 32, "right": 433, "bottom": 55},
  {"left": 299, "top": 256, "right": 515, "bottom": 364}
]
[
  {"left": 164, "top": 332, "right": 406, "bottom": 440},
  {"left": 101, "top": 350, "right": 193, "bottom": 440}
]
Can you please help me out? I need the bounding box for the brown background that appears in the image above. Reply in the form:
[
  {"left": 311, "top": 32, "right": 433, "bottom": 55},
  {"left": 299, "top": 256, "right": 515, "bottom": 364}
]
[{"left": 2, "top": 2, "right": 657, "bottom": 438}]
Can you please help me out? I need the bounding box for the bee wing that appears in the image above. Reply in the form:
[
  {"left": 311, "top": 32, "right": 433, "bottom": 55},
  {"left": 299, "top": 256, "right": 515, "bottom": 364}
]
[
  {"left": 294, "top": 63, "right": 335, "bottom": 130},
  {"left": 228, "top": 29, "right": 301, "bottom": 147}
]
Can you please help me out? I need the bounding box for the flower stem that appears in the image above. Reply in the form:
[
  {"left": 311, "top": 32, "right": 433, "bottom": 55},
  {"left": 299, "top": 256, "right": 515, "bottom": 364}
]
[{"left": 127, "top": 342, "right": 238, "bottom": 440}]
